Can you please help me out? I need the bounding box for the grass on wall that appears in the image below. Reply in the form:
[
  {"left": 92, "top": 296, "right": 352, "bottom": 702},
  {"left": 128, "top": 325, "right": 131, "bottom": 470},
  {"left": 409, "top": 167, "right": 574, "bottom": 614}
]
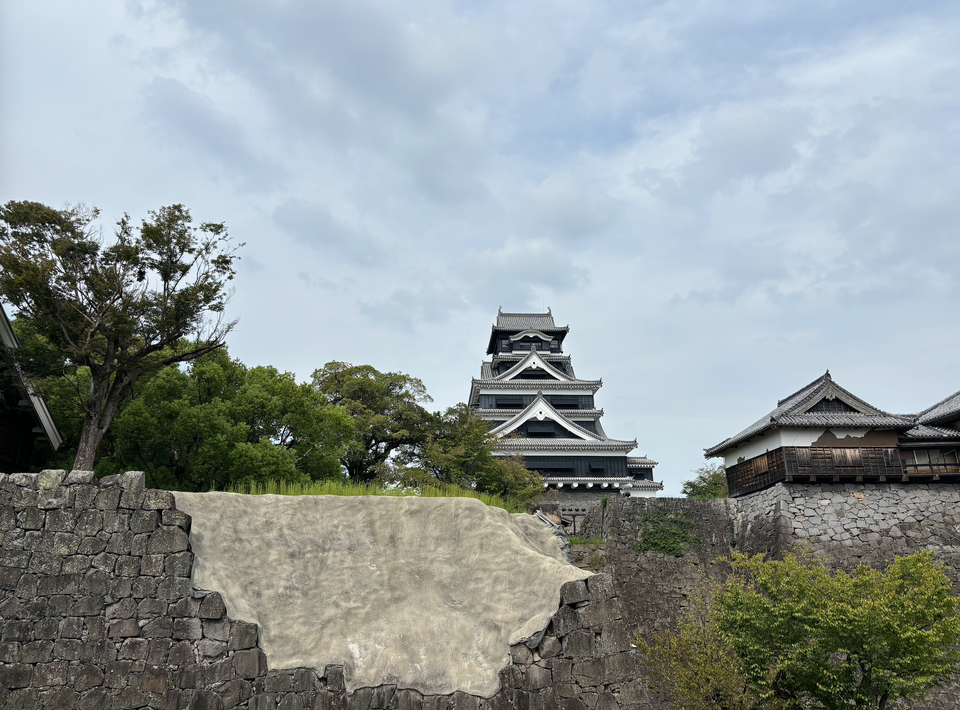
[
  {"left": 634, "top": 509, "right": 700, "bottom": 557},
  {"left": 227, "top": 478, "right": 526, "bottom": 513}
]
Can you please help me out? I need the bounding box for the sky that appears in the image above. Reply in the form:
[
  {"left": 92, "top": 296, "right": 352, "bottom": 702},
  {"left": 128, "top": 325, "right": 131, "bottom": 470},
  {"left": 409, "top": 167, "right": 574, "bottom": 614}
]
[{"left": 2, "top": 1, "right": 959, "bottom": 495}]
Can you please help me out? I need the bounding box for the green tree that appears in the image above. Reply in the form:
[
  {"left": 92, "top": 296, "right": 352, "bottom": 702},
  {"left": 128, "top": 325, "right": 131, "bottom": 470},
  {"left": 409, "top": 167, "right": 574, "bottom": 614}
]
[
  {"left": 636, "top": 576, "right": 767, "bottom": 710},
  {"left": 312, "top": 361, "right": 432, "bottom": 482},
  {"left": 399, "top": 404, "right": 543, "bottom": 509},
  {"left": 105, "top": 350, "right": 352, "bottom": 490},
  {"left": 682, "top": 462, "right": 728, "bottom": 499},
  {"left": 0, "top": 201, "right": 240, "bottom": 470},
  {"left": 716, "top": 551, "right": 960, "bottom": 709}
]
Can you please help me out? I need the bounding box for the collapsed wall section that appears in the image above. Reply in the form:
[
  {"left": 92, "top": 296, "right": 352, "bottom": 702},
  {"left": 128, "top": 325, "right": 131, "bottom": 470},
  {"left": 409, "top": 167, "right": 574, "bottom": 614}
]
[{"left": 0, "top": 471, "right": 653, "bottom": 710}]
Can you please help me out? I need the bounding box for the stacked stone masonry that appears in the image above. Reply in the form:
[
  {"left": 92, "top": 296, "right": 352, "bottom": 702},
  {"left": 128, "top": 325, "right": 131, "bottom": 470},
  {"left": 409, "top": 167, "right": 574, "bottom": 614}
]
[
  {"left": 584, "top": 486, "right": 960, "bottom": 710},
  {"left": 0, "top": 470, "right": 654, "bottom": 710}
]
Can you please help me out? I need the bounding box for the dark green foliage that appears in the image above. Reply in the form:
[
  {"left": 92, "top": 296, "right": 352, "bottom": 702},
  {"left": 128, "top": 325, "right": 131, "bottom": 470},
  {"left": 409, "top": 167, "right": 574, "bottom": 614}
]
[
  {"left": 383, "top": 404, "right": 543, "bottom": 510},
  {"left": 312, "top": 361, "right": 432, "bottom": 482},
  {"left": 634, "top": 509, "right": 700, "bottom": 557},
  {"left": 682, "top": 462, "right": 728, "bottom": 499},
  {"left": 0, "top": 201, "right": 241, "bottom": 470},
  {"left": 716, "top": 551, "right": 960, "bottom": 709}
]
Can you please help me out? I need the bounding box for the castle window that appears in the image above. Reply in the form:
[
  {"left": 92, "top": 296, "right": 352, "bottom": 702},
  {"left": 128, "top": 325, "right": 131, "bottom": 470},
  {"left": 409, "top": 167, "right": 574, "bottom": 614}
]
[
  {"left": 526, "top": 422, "right": 556, "bottom": 438},
  {"left": 901, "top": 448, "right": 960, "bottom": 475}
]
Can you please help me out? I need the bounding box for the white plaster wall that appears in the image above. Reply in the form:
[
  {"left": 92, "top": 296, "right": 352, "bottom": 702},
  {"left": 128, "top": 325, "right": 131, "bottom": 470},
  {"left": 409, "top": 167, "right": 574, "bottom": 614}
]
[{"left": 723, "top": 428, "right": 874, "bottom": 467}]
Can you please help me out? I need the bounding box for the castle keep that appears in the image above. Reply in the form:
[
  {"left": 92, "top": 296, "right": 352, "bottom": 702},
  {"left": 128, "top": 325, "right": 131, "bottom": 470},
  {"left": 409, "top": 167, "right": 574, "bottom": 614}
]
[{"left": 469, "top": 310, "right": 661, "bottom": 500}]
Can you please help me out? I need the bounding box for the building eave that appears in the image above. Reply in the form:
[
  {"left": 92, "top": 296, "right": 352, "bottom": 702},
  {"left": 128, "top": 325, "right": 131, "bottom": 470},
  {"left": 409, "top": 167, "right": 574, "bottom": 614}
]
[{"left": 0, "top": 305, "right": 63, "bottom": 450}]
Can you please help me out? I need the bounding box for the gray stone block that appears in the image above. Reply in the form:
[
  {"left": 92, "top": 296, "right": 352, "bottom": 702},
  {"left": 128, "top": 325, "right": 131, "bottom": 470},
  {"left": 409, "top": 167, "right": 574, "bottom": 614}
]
[
  {"left": 65, "top": 470, "right": 96, "bottom": 485},
  {"left": 140, "top": 554, "right": 165, "bottom": 577},
  {"left": 524, "top": 664, "right": 551, "bottom": 690},
  {"left": 157, "top": 576, "right": 191, "bottom": 600},
  {"left": 169, "top": 640, "right": 198, "bottom": 665},
  {"left": 203, "top": 619, "right": 231, "bottom": 642},
  {"left": 142, "top": 489, "right": 175, "bottom": 510},
  {"left": 162, "top": 508, "right": 192, "bottom": 530},
  {"left": 234, "top": 648, "right": 265, "bottom": 679},
  {"left": 33, "top": 659, "right": 67, "bottom": 686},
  {"left": 165, "top": 551, "right": 194, "bottom": 577},
  {"left": 169, "top": 596, "right": 201, "bottom": 618},
  {"left": 118, "top": 637, "right": 150, "bottom": 660},
  {"left": 37, "top": 470, "right": 67, "bottom": 490},
  {"left": 228, "top": 621, "right": 259, "bottom": 650},
  {"left": 559, "top": 580, "right": 589, "bottom": 606},
  {"left": 538, "top": 635, "right": 561, "bottom": 659},
  {"left": 198, "top": 639, "right": 227, "bottom": 658},
  {"left": 199, "top": 592, "right": 226, "bottom": 619},
  {"left": 20, "top": 640, "right": 51, "bottom": 663},
  {"left": 142, "top": 664, "right": 169, "bottom": 695},
  {"left": 131, "top": 510, "right": 159, "bottom": 533},
  {"left": 142, "top": 617, "right": 174, "bottom": 638},
  {"left": 69, "top": 663, "right": 104, "bottom": 692},
  {"left": 585, "top": 575, "right": 615, "bottom": 601},
  {"left": 109, "top": 619, "right": 140, "bottom": 638},
  {"left": 95, "top": 488, "right": 122, "bottom": 510},
  {"left": 147, "top": 526, "right": 190, "bottom": 555},
  {"left": 173, "top": 617, "right": 203, "bottom": 640}
]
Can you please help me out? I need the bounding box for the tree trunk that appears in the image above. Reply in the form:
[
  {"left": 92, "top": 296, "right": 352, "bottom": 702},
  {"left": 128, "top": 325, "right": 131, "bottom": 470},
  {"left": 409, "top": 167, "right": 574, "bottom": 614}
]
[
  {"left": 74, "top": 413, "right": 108, "bottom": 471},
  {"left": 73, "top": 368, "right": 139, "bottom": 471}
]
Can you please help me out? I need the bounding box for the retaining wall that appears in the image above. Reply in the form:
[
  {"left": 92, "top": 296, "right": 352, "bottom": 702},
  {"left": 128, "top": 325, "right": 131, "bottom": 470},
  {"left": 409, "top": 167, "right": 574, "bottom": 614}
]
[
  {"left": 584, "top": 484, "right": 960, "bottom": 710},
  {"left": 0, "top": 471, "right": 654, "bottom": 710}
]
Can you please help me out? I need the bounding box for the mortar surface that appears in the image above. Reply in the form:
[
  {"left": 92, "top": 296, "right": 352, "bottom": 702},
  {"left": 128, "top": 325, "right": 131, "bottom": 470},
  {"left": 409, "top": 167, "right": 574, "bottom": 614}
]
[{"left": 174, "top": 492, "right": 590, "bottom": 697}]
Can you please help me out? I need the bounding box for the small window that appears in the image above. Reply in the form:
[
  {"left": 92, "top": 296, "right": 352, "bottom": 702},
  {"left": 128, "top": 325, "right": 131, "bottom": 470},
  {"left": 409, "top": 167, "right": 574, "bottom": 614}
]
[{"left": 550, "top": 339, "right": 559, "bottom": 350}]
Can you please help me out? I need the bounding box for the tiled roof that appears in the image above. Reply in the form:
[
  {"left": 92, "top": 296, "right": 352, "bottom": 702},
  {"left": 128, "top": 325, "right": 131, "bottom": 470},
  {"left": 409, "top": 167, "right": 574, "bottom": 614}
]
[
  {"left": 705, "top": 371, "right": 912, "bottom": 457},
  {"left": 489, "top": 395, "right": 602, "bottom": 441},
  {"left": 472, "top": 379, "right": 602, "bottom": 391},
  {"left": 772, "top": 414, "right": 911, "bottom": 428},
  {"left": 495, "top": 310, "right": 560, "bottom": 330},
  {"left": 627, "top": 456, "right": 659, "bottom": 467},
  {"left": 495, "top": 438, "right": 637, "bottom": 452},
  {"left": 480, "top": 362, "right": 493, "bottom": 379},
  {"left": 474, "top": 408, "right": 604, "bottom": 418},
  {"left": 916, "top": 389, "right": 960, "bottom": 427},
  {"left": 489, "top": 351, "right": 573, "bottom": 383},
  {"left": 493, "top": 354, "right": 570, "bottom": 362},
  {"left": 900, "top": 424, "right": 960, "bottom": 441}
]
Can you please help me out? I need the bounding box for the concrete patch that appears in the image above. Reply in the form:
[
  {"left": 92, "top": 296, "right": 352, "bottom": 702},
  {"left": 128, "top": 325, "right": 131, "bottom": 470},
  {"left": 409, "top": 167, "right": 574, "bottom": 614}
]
[{"left": 174, "top": 493, "right": 590, "bottom": 696}]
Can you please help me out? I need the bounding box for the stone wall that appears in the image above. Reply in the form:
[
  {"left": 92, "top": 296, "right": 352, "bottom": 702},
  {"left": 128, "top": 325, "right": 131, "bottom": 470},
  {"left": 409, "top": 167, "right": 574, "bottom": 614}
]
[
  {"left": 0, "top": 469, "right": 269, "bottom": 709},
  {"left": 582, "top": 485, "right": 960, "bottom": 710},
  {"left": 734, "top": 482, "right": 960, "bottom": 580},
  {"left": 5, "top": 470, "right": 960, "bottom": 710},
  {"left": 0, "top": 470, "right": 653, "bottom": 710}
]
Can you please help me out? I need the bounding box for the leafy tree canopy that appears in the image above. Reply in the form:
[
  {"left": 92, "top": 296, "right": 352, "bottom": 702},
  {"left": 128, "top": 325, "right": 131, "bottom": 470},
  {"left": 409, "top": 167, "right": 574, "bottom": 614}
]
[
  {"left": 682, "top": 462, "right": 728, "bottom": 499},
  {"left": 640, "top": 551, "right": 960, "bottom": 710},
  {"left": 311, "top": 361, "right": 433, "bottom": 482},
  {"left": 719, "top": 551, "right": 960, "bottom": 709},
  {"left": 390, "top": 403, "right": 544, "bottom": 509},
  {"left": 0, "top": 201, "right": 241, "bottom": 470}
]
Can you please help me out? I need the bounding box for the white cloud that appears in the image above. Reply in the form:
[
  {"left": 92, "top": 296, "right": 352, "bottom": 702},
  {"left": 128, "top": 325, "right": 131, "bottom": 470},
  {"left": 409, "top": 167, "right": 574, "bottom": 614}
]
[{"left": 3, "top": 0, "right": 960, "bottom": 494}]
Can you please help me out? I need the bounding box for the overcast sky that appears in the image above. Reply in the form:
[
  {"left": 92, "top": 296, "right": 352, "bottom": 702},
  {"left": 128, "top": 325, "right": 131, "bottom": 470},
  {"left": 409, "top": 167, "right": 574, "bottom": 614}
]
[{"left": 3, "top": 1, "right": 959, "bottom": 495}]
